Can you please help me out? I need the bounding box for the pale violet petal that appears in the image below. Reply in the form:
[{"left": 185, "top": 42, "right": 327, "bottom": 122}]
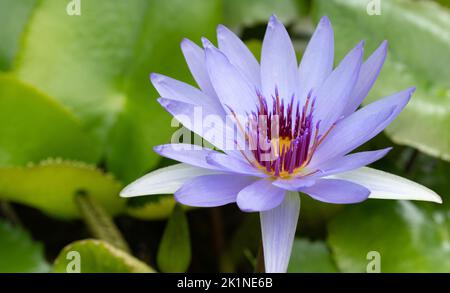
[
  {"left": 181, "top": 38, "right": 218, "bottom": 99},
  {"left": 326, "top": 167, "right": 442, "bottom": 203},
  {"left": 204, "top": 42, "right": 258, "bottom": 115},
  {"left": 342, "top": 41, "right": 388, "bottom": 116},
  {"left": 313, "top": 41, "right": 363, "bottom": 134},
  {"left": 237, "top": 179, "right": 286, "bottom": 212},
  {"left": 150, "top": 73, "right": 224, "bottom": 116},
  {"left": 175, "top": 174, "right": 256, "bottom": 207},
  {"left": 298, "top": 16, "right": 334, "bottom": 106},
  {"left": 217, "top": 24, "right": 261, "bottom": 88},
  {"left": 260, "top": 191, "right": 300, "bottom": 273},
  {"left": 261, "top": 15, "right": 298, "bottom": 107},
  {"left": 298, "top": 179, "right": 370, "bottom": 204},
  {"left": 120, "top": 163, "right": 221, "bottom": 197}
]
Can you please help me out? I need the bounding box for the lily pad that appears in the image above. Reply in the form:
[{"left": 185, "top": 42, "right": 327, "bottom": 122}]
[
  {"left": 0, "top": 74, "right": 101, "bottom": 166},
  {"left": 0, "top": 159, "right": 125, "bottom": 219},
  {"left": 0, "top": 220, "right": 49, "bottom": 273},
  {"left": 0, "top": 0, "right": 36, "bottom": 70},
  {"left": 126, "top": 194, "right": 179, "bottom": 220},
  {"left": 288, "top": 239, "right": 338, "bottom": 273},
  {"left": 13, "top": 0, "right": 222, "bottom": 183},
  {"left": 53, "top": 239, "right": 154, "bottom": 273},
  {"left": 328, "top": 200, "right": 450, "bottom": 272},
  {"left": 314, "top": 0, "right": 450, "bottom": 161}
]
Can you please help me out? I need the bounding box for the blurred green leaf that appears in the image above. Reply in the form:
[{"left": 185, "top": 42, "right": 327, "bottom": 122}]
[
  {"left": 13, "top": 0, "right": 222, "bottom": 182},
  {"left": 157, "top": 204, "right": 191, "bottom": 272},
  {"left": 126, "top": 195, "right": 180, "bottom": 220},
  {"left": 328, "top": 200, "right": 450, "bottom": 272},
  {"left": 53, "top": 239, "right": 154, "bottom": 273},
  {"left": 223, "top": 0, "right": 299, "bottom": 28},
  {"left": 288, "top": 238, "right": 338, "bottom": 272},
  {"left": 0, "top": 0, "right": 36, "bottom": 70},
  {"left": 314, "top": 0, "right": 450, "bottom": 161},
  {"left": 0, "top": 74, "right": 101, "bottom": 166},
  {"left": 0, "top": 159, "right": 125, "bottom": 219},
  {"left": 0, "top": 220, "right": 49, "bottom": 272}
]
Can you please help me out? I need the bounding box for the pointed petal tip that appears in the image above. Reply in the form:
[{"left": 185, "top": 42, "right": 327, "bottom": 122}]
[
  {"left": 201, "top": 37, "right": 214, "bottom": 49},
  {"left": 216, "top": 24, "right": 228, "bottom": 35},
  {"left": 319, "top": 15, "right": 331, "bottom": 26},
  {"left": 150, "top": 72, "right": 163, "bottom": 84},
  {"left": 268, "top": 14, "right": 281, "bottom": 28},
  {"left": 153, "top": 144, "right": 164, "bottom": 154},
  {"left": 119, "top": 185, "right": 139, "bottom": 198},
  {"left": 180, "top": 38, "right": 193, "bottom": 49}
]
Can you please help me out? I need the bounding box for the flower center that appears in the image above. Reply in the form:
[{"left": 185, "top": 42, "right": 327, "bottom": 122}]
[{"left": 234, "top": 89, "right": 335, "bottom": 179}]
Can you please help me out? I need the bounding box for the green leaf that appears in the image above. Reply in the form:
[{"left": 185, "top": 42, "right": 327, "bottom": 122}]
[
  {"left": 314, "top": 0, "right": 450, "bottom": 161},
  {"left": 328, "top": 200, "right": 450, "bottom": 272},
  {"left": 0, "top": 0, "right": 36, "bottom": 70},
  {"left": 0, "top": 220, "right": 49, "bottom": 272},
  {"left": 223, "top": 0, "right": 300, "bottom": 28},
  {"left": 0, "top": 74, "right": 101, "bottom": 166},
  {"left": 13, "top": 0, "right": 222, "bottom": 182},
  {"left": 53, "top": 239, "right": 154, "bottom": 273},
  {"left": 157, "top": 204, "right": 191, "bottom": 272},
  {"left": 126, "top": 194, "right": 180, "bottom": 220},
  {"left": 288, "top": 239, "right": 338, "bottom": 273},
  {"left": 0, "top": 159, "right": 125, "bottom": 219}
]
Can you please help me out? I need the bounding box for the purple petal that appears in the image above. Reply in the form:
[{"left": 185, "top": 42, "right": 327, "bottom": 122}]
[
  {"left": 314, "top": 41, "right": 364, "bottom": 133},
  {"left": 261, "top": 15, "right": 298, "bottom": 107},
  {"left": 204, "top": 42, "right": 258, "bottom": 115},
  {"left": 151, "top": 73, "right": 224, "bottom": 116},
  {"left": 175, "top": 174, "right": 256, "bottom": 207},
  {"left": 272, "top": 177, "right": 317, "bottom": 191},
  {"left": 154, "top": 144, "right": 223, "bottom": 170},
  {"left": 157, "top": 98, "right": 228, "bottom": 150},
  {"left": 342, "top": 41, "right": 388, "bottom": 116},
  {"left": 237, "top": 179, "right": 285, "bottom": 212},
  {"left": 310, "top": 87, "right": 414, "bottom": 167},
  {"left": 217, "top": 24, "right": 261, "bottom": 88},
  {"left": 206, "top": 152, "right": 267, "bottom": 178},
  {"left": 298, "top": 16, "right": 334, "bottom": 106},
  {"left": 181, "top": 38, "right": 218, "bottom": 99},
  {"left": 299, "top": 179, "right": 370, "bottom": 204},
  {"left": 317, "top": 147, "right": 392, "bottom": 176},
  {"left": 260, "top": 191, "right": 300, "bottom": 273}
]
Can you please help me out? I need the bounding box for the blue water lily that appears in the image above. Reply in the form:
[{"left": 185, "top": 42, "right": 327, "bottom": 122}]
[{"left": 121, "top": 15, "right": 441, "bottom": 273}]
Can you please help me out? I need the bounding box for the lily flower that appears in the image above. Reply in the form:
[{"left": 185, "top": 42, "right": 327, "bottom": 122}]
[{"left": 121, "top": 15, "right": 441, "bottom": 273}]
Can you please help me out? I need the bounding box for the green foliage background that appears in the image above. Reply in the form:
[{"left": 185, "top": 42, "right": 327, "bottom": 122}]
[{"left": 0, "top": 0, "right": 449, "bottom": 272}]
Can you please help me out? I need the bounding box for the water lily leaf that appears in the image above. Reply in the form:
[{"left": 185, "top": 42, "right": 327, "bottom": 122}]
[
  {"left": 328, "top": 200, "right": 450, "bottom": 272},
  {"left": 53, "top": 239, "right": 154, "bottom": 273},
  {"left": 0, "top": 159, "right": 125, "bottom": 219},
  {"left": 126, "top": 194, "right": 179, "bottom": 220},
  {"left": 288, "top": 239, "right": 338, "bottom": 273},
  {"left": 0, "top": 220, "right": 50, "bottom": 272},
  {"left": 157, "top": 204, "right": 191, "bottom": 272},
  {"left": 314, "top": 0, "right": 450, "bottom": 161},
  {"left": 0, "top": 0, "right": 36, "bottom": 70},
  {"left": 13, "top": 0, "right": 222, "bottom": 182},
  {"left": 0, "top": 74, "right": 101, "bottom": 166}
]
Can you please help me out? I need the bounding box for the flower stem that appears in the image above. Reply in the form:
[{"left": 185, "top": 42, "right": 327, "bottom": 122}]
[{"left": 75, "top": 191, "right": 130, "bottom": 253}]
